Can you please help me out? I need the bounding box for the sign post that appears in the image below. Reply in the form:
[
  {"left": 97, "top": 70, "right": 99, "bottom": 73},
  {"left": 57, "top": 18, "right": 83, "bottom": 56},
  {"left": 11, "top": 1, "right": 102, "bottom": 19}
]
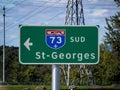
[
  {"left": 19, "top": 25, "right": 99, "bottom": 64},
  {"left": 52, "top": 65, "right": 60, "bottom": 90},
  {"left": 19, "top": 25, "right": 99, "bottom": 90}
]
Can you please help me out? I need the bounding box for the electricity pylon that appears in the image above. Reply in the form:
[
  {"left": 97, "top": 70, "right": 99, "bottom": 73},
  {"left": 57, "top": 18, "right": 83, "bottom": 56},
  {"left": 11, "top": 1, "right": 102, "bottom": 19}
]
[
  {"left": 64, "top": 0, "right": 93, "bottom": 86},
  {"left": 65, "top": 0, "right": 85, "bottom": 25}
]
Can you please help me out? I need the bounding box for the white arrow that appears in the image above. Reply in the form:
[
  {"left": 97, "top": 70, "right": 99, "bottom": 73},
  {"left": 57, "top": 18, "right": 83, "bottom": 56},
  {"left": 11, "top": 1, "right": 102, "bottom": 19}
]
[{"left": 24, "top": 38, "right": 33, "bottom": 51}]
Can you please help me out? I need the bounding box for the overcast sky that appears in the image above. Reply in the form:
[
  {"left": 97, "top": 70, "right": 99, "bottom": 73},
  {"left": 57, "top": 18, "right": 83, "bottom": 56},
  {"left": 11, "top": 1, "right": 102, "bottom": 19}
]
[{"left": 0, "top": 0, "right": 119, "bottom": 46}]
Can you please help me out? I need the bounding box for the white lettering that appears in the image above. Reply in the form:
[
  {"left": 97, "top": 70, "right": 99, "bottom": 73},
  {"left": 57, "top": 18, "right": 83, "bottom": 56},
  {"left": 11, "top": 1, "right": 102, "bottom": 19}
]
[
  {"left": 59, "top": 53, "right": 64, "bottom": 59},
  {"left": 91, "top": 53, "right": 95, "bottom": 59},
  {"left": 41, "top": 52, "right": 46, "bottom": 59},
  {"left": 72, "top": 53, "right": 77, "bottom": 59},
  {"left": 50, "top": 37, "right": 55, "bottom": 44},
  {"left": 35, "top": 52, "right": 96, "bottom": 62},
  {"left": 66, "top": 53, "right": 72, "bottom": 59},
  {"left": 77, "top": 53, "right": 83, "bottom": 61},
  {"left": 84, "top": 53, "right": 89, "bottom": 59},
  {"left": 51, "top": 52, "right": 58, "bottom": 59},
  {"left": 70, "top": 37, "right": 74, "bottom": 42},
  {"left": 70, "top": 36, "right": 85, "bottom": 43},
  {"left": 36, "top": 52, "right": 40, "bottom": 59},
  {"left": 57, "top": 36, "right": 62, "bottom": 44},
  {"left": 81, "top": 36, "right": 85, "bottom": 42},
  {"left": 35, "top": 52, "right": 46, "bottom": 59}
]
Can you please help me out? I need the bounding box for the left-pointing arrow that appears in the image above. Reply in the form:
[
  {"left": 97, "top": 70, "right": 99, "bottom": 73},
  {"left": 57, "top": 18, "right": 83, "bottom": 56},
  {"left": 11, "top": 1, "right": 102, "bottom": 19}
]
[{"left": 24, "top": 38, "right": 33, "bottom": 51}]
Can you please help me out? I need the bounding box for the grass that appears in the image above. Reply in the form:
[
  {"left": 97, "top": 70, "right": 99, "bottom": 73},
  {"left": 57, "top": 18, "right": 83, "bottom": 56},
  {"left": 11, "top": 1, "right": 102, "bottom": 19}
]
[
  {"left": 0, "top": 85, "right": 36, "bottom": 90},
  {"left": 0, "top": 85, "right": 116, "bottom": 90},
  {"left": 0, "top": 85, "right": 52, "bottom": 90}
]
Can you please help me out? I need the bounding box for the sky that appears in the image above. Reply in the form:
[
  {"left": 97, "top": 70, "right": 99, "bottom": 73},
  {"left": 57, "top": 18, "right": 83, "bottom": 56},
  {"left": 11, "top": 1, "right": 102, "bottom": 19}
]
[{"left": 0, "top": 0, "right": 119, "bottom": 46}]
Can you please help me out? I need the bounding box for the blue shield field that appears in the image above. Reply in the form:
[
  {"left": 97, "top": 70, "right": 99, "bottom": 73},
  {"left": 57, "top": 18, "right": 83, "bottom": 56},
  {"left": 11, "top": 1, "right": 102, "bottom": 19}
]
[{"left": 46, "top": 30, "right": 66, "bottom": 49}]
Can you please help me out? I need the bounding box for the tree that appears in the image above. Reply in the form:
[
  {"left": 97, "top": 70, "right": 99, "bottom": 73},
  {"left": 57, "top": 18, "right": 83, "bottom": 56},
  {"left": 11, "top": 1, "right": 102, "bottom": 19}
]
[
  {"left": 105, "top": 13, "right": 120, "bottom": 53},
  {"left": 0, "top": 46, "right": 52, "bottom": 84},
  {"left": 0, "top": 46, "right": 3, "bottom": 81},
  {"left": 92, "top": 43, "right": 111, "bottom": 85},
  {"left": 114, "top": 0, "right": 120, "bottom": 6},
  {"left": 5, "top": 46, "right": 19, "bottom": 82},
  {"left": 104, "top": 2, "right": 120, "bottom": 83}
]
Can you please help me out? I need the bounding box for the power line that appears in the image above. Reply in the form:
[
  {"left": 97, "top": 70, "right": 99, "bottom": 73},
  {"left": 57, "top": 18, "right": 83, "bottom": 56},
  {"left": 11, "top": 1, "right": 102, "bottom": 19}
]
[
  {"left": 18, "top": 0, "right": 62, "bottom": 23},
  {"left": 0, "top": 0, "right": 119, "bottom": 45},
  {"left": 4, "top": 0, "right": 62, "bottom": 32},
  {"left": 4, "top": 1, "right": 49, "bottom": 32},
  {"left": 46, "top": 9, "right": 65, "bottom": 24},
  {"left": 6, "top": 0, "right": 26, "bottom": 12},
  {"left": 3, "top": 0, "right": 63, "bottom": 44},
  {"left": 0, "top": 4, "right": 59, "bottom": 34},
  {"left": 4, "top": 0, "right": 50, "bottom": 26},
  {"left": 6, "top": 11, "right": 65, "bottom": 45}
]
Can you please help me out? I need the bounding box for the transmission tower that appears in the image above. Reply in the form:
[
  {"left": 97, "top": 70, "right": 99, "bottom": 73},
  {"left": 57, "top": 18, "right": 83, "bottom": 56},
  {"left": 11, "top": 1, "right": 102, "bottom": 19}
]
[
  {"left": 65, "top": 0, "right": 85, "bottom": 25},
  {"left": 64, "top": 0, "right": 93, "bottom": 86}
]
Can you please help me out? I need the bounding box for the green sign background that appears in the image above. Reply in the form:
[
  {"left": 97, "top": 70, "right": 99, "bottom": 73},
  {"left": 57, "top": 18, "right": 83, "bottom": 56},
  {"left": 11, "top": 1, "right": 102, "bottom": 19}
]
[{"left": 19, "top": 26, "right": 99, "bottom": 64}]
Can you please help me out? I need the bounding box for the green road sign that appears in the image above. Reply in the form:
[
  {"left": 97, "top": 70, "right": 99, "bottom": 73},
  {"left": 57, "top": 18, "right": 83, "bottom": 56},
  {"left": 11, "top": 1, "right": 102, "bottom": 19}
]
[{"left": 19, "top": 26, "right": 99, "bottom": 64}]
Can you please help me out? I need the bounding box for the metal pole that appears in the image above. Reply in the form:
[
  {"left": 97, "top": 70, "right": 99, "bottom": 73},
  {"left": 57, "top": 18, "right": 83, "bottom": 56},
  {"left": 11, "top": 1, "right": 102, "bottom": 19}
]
[
  {"left": 67, "top": 64, "right": 70, "bottom": 86},
  {"left": 76, "top": 0, "right": 79, "bottom": 25},
  {"left": 70, "top": 0, "right": 73, "bottom": 25},
  {"left": 3, "top": 5, "right": 5, "bottom": 83},
  {"left": 52, "top": 65, "right": 60, "bottom": 90}
]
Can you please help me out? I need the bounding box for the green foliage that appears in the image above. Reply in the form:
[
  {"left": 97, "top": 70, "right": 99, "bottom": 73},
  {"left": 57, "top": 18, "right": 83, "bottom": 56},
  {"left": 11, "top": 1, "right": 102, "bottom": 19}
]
[
  {"left": 103, "top": 9, "right": 120, "bottom": 83},
  {"left": 0, "top": 46, "right": 51, "bottom": 84},
  {"left": 92, "top": 6, "right": 120, "bottom": 84},
  {"left": 5, "top": 85, "right": 36, "bottom": 90},
  {"left": 114, "top": 0, "right": 120, "bottom": 6},
  {"left": 0, "top": 46, "right": 3, "bottom": 80},
  {"left": 0, "top": 85, "right": 114, "bottom": 90},
  {"left": 105, "top": 13, "right": 120, "bottom": 52}
]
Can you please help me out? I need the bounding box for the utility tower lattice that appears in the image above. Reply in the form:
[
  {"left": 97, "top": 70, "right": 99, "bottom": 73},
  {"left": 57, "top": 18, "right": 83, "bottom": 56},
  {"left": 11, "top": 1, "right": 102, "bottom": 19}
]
[
  {"left": 65, "top": 0, "right": 85, "bottom": 25},
  {"left": 64, "top": 0, "right": 93, "bottom": 86}
]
